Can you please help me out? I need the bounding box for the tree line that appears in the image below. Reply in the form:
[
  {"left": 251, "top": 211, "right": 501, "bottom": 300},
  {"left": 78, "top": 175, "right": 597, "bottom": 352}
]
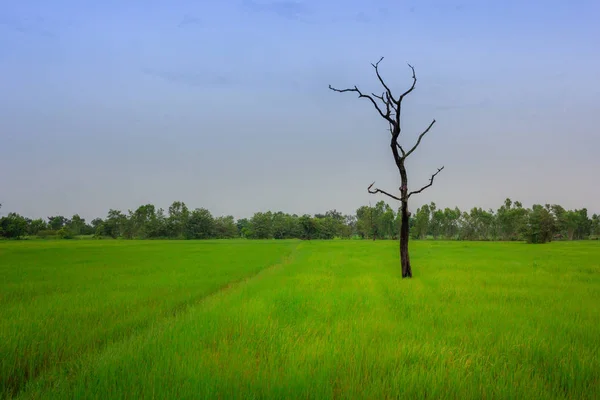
[{"left": 1, "top": 199, "right": 598, "bottom": 243}]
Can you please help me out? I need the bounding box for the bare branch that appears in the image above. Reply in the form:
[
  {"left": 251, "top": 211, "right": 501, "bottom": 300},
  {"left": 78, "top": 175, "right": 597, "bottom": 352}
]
[
  {"left": 371, "top": 57, "right": 397, "bottom": 103},
  {"left": 328, "top": 84, "right": 394, "bottom": 124},
  {"left": 368, "top": 182, "right": 402, "bottom": 202},
  {"left": 393, "top": 64, "right": 417, "bottom": 127},
  {"left": 372, "top": 92, "right": 385, "bottom": 102},
  {"left": 398, "top": 144, "right": 406, "bottom": 156},
  {"left": 372, "top": 91, "right": 393, "bottom": 118},
  {"left": 404, "top": 119, "right": 436, "bottom": 158},
  {"left": 399, "top": 63, "right": 417, "bottom": 102},
  {"left": 407, "top": 166, "right": 445, "bottom": 198}
]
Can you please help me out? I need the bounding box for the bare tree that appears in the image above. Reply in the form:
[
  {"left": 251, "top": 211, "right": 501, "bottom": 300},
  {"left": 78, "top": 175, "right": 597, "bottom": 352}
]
[{"left": 329, "top": 57, "right": 444, "bottom": 278}]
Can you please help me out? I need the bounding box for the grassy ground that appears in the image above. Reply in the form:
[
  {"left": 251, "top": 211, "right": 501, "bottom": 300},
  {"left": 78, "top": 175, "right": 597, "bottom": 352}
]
[
  {"left": 1, "top": 240, "right": 599, "bottom": 399},
  {"left": 0, "top": 240, "right": 297, "bottom": 398}
]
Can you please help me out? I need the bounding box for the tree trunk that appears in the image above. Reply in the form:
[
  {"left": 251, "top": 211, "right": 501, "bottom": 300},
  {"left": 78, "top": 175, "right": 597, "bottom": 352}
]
[{"left": 400, "top": 200, "right": 412, "bottom": 278}]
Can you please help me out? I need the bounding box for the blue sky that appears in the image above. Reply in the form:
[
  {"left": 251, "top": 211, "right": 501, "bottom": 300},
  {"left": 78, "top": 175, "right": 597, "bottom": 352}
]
[{"left": 1, "top": 0, "right": 599, "bottom": 220}]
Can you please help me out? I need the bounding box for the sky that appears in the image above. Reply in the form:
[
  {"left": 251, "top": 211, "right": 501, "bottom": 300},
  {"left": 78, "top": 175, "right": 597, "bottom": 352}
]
[{"left": 1, "top": 0, "right": 599, "bottom": 221}]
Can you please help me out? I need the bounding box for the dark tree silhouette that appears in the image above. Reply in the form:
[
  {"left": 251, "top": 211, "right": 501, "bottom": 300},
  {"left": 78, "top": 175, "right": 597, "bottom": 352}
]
[{"left": 329, "top": 57, "right": 444, "bottom": 278}]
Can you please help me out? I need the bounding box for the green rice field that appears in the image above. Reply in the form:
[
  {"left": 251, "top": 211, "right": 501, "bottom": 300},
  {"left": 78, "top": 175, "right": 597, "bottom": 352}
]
[{"left": 1, "top": 239, "right": 599, "bottom": 399}]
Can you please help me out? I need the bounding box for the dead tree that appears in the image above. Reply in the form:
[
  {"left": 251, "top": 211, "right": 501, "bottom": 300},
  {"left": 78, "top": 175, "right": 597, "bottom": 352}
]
[{"left": 329, "top": 57, "right": 444, "bottom": 278}]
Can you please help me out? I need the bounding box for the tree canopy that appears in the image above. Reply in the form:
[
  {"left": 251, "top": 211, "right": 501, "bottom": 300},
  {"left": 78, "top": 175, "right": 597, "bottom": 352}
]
[{"left": 1, "top": 199, "right": 597, "bottom": 243}]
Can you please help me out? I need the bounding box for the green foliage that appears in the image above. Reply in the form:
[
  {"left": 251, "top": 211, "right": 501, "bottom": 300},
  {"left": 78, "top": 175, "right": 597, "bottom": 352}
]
[
  {"left": 57, "top": 226, "right": 74, "bottom": 239},
  {"left": 0, "top": 213, "right": 28, "bottom": 239},
  {"left": 0, "top": 199, "right": 596, "bottom": 243},
  {"left": 47, "top": 215, "right": 68, "bottom": 231},
  {"left": 97, "top": 209, "right": 127, "bottom": 238},
  {"left": 299, "top": 214, "right": 317, "bottom": 240},
  {"left": 441, "top": 207, "right": 461, "bottom": 239},
  {"left": 429, "top": 203, "right": 443, "bottom": 239},
  {"left": 167, "top": 201, "right": 189, "bottom": 239},
  {"left": 27, "top": 218, "right": 48, "bottom": 235},
  {"left": 591, "top": 214, "right": 600, "bottom": 238},
  {"left": 36, "top": 229, "right": 59, "bottom": 239},
  {"left": 497, "top": 198, "right": 528, "bottom": 241},
  {"left": 249, "top": 211, "right": 273, "bottom": 239},
  {"left": 271, "top": 212, "right": 301, "bottom": 239},
  {"left": 355, "top": 202, "right": 397, "bottom": 240},
  {"left": 68, "top": 214, "right": 84, "bottom": 236},
  {"left": 214, "top": 216, "right": 238, "bottom": 239},
  {"left": 2, "top": 240, "right": 599, "bottom": 398},
  {"left": 521, "top": 204, "right": 554, "bottom": 243},
  {"left": 237, "top": 218, "right": 251, "bottom": 238},
  {"left": 186, "top": 208, "right": 215, "bottom": 239},
  {"left": 412, "top": 203, "right": 431, "bottom": 239}
]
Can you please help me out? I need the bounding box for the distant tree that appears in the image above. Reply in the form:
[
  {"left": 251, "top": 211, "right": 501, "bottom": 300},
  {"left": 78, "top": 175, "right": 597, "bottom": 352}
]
[
  {"left": 272, "top": 212, "right": 292, "bottom": 239},
  {"left": 356, "top": 205, "right": 376, "bottom": 239},
  {"left": 314, "top": 215, "right": 336, "bottom": 239},
  {"left": 167, "top": 201, "right": 189, "bottom": 239},
  {"left": 0, "top": 213, "right": 28, "bottom": 239},
  {"left": 28, "top": 218, "right": 48, "bottom": 235},
  {"left": 573, "top": 208, "right": 592, "bottom": 240},
  {"left": 591, "top": 214, "right": 600, "bottom": 238},
  {"left": 100, "top": 209, "right": 127, "bottom": 238},
  {"left": 394, "top": 207, "right": 403, "bottom": 240},
  {"left": 48, "top": 216, "right": 68, "bottom": 231},
  {"left": 186, "top": 208, "right": 215, "bottom": 239},
  {"left": 129, "top": 204, "right": 162, "bottom": 238},
  {"left": 550, "top": 205, "right": 567, "bottom": 239},
  {"left": 249, "top": 212, "right": 273, "bottom": 239},
  {"left": 460, "top": 207, "right": 495, "bottom": 241},
  {"left": 68, "top": 214, "right": 85, "bottom": 236},
  {"left": 343, "top": 215, "right": 357, "bottom": 239},
  {"left": 236, "top": 218, "right": 251, "bottom": 238},
  {"left": 325, "top": 209, "right": 346, "bottom": 238},
  {"left": 329, "top": 57, "right": 444, "bottom": 277},
  {"left": 563, "top": 210, "right": 579, "bottom": 240},
  {"left": 487, "top": 209, "right": 500, "bottom": 240},
  {"left": 497, "top": 199, "right": 527, "bottom": 241},
  {"left": 214, "top": 216, "right": 238, "bottom": 239},
  {"left": 91, "top": 218, "right": 103, "bottom": 231},
  {"left": 379, "top": 203, "right": 396, "bottom": 239},
  {"left": 285, "top": 214, "right": 302, "bottom": 238},
  {"left": 299, "top": 214, "right": 317, "bottom": 240},
  {"left": 478, "top": 208, "right": 496, "bottom": 240},
  {"left": 429, "top": 203, "right": 443, "bottom": 240},
  {"left": 441, "top": 207, "right": 461, "bottom": 239},
  {"left": 413, "top": 204, "right": 431, "bottom": 239},
  {"left": 458, "top": 209, "right": 478, "bottom": 241},
  {"left": 521, "top": 204, "right": 555, "bottom": 244}
]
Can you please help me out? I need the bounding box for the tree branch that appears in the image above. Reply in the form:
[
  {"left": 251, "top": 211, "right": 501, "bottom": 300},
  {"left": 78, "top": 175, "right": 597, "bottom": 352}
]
[
  {"left": 407, "top": 166, "right": 444, "bottom": 198},
  {"left": 368, "top": 182, "right": 402, "bottom": 202},
  {"left": 399, "top": 63, "right": 417, "bottom": 102},
  {"left": 404, "top": 119, "right": 436, "bottom": 158},
  {"left": 394, "top": 64, "right": 416, "bottom": 128},
  {"left": 328, "top": 85, "right": 394, "bottom": 124},
  {"left": 371, "top": 57, "right": 397, "bottom": 104},
  {"left": 372, "top": 91, "right": 393, "bottom": 118}
]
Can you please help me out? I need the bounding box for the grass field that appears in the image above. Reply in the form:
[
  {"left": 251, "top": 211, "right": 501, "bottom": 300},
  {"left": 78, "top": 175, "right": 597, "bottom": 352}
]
[{"left": 1, "top": 239, "right": 599, "bottom": 399}]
